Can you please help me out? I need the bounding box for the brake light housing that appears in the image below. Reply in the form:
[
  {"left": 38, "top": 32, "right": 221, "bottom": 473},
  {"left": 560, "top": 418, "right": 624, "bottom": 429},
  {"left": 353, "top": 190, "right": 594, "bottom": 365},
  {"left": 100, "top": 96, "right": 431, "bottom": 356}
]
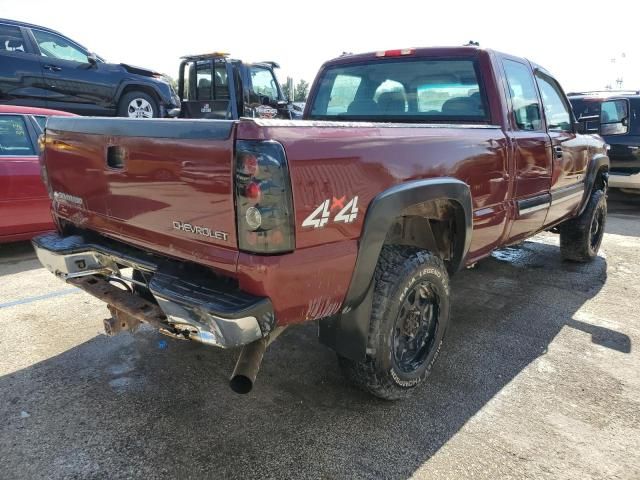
[
  {"left": 234, "top": 140, "right": 295, "bottom": 254},
  {"left": 375, "top": 48, "right": 415, "bottom": 57}
]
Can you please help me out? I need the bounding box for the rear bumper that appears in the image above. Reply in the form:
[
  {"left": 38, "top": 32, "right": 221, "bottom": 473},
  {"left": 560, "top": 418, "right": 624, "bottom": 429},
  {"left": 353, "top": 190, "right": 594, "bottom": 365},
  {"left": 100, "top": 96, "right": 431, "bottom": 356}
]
[
  {"left": 32, "top": 232, "right": 275, "bottom": 348},
  {"left": 608, "top": 172, "right": 640, "bottom": 190}
]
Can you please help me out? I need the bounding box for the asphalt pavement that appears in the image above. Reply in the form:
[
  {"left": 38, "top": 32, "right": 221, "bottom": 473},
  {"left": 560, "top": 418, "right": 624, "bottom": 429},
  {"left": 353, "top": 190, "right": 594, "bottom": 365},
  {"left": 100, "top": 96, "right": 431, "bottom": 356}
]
[{"left": 0, "top": 192, "right": 638, "bottom": 479}]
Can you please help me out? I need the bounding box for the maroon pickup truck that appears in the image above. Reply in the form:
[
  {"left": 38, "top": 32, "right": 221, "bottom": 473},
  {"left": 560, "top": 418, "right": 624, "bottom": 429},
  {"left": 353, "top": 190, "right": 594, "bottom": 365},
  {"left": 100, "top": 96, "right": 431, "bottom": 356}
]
[{"left": 34, "top": 47, "right": 609, "bottom": 400}]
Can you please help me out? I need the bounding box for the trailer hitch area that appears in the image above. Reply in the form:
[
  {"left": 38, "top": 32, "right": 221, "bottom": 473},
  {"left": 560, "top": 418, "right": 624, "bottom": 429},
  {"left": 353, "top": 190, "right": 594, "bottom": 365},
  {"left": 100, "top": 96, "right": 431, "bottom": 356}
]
[
  {"left": 68, "top": 275, "right": 176, "bottom": 337},
  {"left": 104, "top": 305, "right": 143, "bottom": 336}
]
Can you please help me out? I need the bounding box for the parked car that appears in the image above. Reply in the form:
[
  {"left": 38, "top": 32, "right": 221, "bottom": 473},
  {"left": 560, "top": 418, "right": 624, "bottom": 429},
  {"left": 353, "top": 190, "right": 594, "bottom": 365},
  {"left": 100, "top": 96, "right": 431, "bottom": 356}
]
[
  {"left": 0, "top": 104, "right": 74, "bottom": 243},
  {"left": 177, "top": 53, "right": 290, "bottom": 119},
  {"left": 568, "top": 91, "right": 640, "bottom": 194},
  {"left": 33, "top": 46, "right": 608, "bottom": 400},
  {"left": 0, "top": 19, "right": 180, "bottom": 118}
]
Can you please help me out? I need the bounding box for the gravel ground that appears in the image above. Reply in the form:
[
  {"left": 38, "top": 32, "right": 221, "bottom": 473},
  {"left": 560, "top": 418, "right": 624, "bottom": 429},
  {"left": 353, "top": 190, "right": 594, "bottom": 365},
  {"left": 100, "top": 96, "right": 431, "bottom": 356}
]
[{"left": 0, "top": 192, "right": 638, "bottom": 479}]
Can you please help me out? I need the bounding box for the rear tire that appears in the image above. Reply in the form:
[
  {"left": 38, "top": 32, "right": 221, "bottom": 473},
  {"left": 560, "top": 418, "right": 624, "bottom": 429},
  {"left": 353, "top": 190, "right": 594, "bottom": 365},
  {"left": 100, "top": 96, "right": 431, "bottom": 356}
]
[
  {"left": 338, "top": 245, "right": 450, "bottom": 400},
  {"left": 117, "top": 91, "right": 158, "bottom": 118},
  {"left": 559, "top": 189, "right": 607, "bottom": 262}
]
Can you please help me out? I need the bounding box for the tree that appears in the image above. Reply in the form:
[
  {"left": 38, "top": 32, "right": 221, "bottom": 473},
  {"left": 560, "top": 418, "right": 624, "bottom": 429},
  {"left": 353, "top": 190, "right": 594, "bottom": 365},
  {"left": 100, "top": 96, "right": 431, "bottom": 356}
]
[
  {"left": 282, "top": 80, "right": 292, "bottom": 102},
  {"left": 294, "top": 79, "right": 309, "bottom": 102},
  {"left": 163, "top": 74, "right": 179, "bottom": 93}
]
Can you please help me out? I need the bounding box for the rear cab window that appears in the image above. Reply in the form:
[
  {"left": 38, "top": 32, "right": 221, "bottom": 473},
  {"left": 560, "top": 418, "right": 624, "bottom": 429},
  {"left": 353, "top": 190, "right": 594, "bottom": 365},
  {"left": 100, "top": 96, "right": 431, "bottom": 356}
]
[
  {"left": 194, "top": 60, "right": 230, "bottom": 101},
  {"left": 309, "top": 57, "right": 489, "bottom": 122},
  {"left": 0, "top": 115, "right": 35, "bottom": 156}
]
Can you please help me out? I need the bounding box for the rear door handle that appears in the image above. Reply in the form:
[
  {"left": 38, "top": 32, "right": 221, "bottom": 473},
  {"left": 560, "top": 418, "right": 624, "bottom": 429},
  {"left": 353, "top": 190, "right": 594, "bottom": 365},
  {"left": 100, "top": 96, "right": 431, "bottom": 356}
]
[
  {"left": 553, "top": 145, "right": 563, "bottom": 158},
  {"left": 43, "top": 64, "right": 62, "bottom": 72}
]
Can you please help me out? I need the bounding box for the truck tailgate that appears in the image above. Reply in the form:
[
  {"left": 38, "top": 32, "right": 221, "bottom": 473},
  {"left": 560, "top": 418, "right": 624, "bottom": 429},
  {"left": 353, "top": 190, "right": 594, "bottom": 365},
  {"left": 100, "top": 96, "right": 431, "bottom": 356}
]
[{"left": 43, "top": 117, "right": 238, "bottom": 271}]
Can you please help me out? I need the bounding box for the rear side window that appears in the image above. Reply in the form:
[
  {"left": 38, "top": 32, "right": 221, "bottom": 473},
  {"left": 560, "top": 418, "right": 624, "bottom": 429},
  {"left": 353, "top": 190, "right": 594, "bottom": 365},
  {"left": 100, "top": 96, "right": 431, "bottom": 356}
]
[
  {"left": 503, "top": 60, "right": 542, "bottom": 131},
  {"left": 0, "top": 115, "right": 35, "bottom": 156},
  {"left": 0, "top": 24, "right": 26, "bottom": 53},
  {"left": 309, "top": 58, "right": 488, "bottom": 122}
]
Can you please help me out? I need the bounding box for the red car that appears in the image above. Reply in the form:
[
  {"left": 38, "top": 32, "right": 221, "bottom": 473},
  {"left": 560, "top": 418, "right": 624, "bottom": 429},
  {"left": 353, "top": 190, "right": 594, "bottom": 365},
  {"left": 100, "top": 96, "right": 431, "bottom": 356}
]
[{"left": 0, "top": 105, "right": 75, "bottom": 243}]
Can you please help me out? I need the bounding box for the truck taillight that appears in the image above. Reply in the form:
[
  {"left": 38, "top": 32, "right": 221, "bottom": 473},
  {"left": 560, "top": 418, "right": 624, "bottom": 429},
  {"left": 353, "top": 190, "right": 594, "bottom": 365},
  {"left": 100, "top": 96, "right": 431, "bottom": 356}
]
[{"left": 234, "top": 140, "right": 295, "bottom": 254}]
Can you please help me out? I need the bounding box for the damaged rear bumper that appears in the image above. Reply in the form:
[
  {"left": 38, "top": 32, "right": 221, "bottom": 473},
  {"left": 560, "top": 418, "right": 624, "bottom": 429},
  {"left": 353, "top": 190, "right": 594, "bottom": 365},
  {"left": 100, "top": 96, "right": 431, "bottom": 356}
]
[{"left": 32, "top": 232, "right": 275, "bottom": 348}]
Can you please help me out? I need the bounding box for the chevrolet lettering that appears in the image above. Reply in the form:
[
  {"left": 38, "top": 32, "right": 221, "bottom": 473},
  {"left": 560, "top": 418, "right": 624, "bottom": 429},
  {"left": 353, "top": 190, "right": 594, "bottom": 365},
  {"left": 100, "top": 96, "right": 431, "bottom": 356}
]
[{"left": 172, "top": 221, "right": 229, "bottom": 241}]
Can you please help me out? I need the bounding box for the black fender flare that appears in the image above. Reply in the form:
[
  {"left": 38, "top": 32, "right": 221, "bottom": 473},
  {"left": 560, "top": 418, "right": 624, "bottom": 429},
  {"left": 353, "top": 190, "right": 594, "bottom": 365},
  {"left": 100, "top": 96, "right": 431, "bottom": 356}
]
[
  {"left": 578, "top": 153, "right": 609, "bottom": 216},
  {"left": 114, "top": 80, "right": 174, "bottom": 108},
  {"left": 319, "top": 177, "right": 473, "bottom": 361}
]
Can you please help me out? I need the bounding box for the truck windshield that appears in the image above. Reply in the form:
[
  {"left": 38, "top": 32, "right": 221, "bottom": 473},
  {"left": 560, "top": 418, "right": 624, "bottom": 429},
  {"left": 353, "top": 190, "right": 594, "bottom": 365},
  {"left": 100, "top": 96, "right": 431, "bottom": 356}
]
[{"left": 309, "top": 58, "right": 489, "bottom": 123}]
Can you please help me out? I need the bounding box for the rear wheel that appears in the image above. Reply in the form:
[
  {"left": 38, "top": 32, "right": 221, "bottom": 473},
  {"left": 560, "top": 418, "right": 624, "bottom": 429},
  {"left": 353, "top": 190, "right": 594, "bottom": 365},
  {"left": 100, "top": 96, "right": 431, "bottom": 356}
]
[
  {"left": 338, "top": 245, "right": 450, "bottom": 400},
  {"left": 117, "top": 91, "right": 158, "bottom": 118},
  {"left": 559, "top": 189, "right": 607, "bottom": 262}
]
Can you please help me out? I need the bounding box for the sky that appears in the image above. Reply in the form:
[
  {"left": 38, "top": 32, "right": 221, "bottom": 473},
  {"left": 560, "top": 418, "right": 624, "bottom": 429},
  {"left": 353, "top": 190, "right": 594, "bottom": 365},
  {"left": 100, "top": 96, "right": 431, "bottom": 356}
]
[{"left": 2, "top": 0, "right": 639, "bottom": 93}]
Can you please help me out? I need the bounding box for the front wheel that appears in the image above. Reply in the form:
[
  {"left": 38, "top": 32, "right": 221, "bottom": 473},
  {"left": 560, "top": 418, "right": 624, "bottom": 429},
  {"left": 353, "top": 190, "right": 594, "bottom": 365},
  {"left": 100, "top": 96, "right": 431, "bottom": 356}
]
[
  {"left": 117, "top": 91, "right": 158, "bottom": 118},
  {"left": 559, "top": 189, "right": 607, "bottom": 262},
  {"left": 338, "top": 245, "right": 450, "bottom": 400}
]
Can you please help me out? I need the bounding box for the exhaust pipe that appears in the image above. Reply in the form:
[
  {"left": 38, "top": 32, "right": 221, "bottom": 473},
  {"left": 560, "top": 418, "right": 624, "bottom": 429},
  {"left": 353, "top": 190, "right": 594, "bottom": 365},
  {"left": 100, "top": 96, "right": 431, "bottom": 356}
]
[{"left": 229, "top": 326, "right": 286, "bottom": 394}]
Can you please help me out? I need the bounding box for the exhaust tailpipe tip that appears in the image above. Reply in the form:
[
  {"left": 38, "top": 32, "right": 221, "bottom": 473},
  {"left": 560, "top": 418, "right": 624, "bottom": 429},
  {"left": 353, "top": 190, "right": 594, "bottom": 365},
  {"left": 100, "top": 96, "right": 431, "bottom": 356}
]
[
  {"left": 228, "top": 326, "right": 287, "bottom": 394},
  {"left": 229, "top": 375, "right": 254, "bottom": 394}
]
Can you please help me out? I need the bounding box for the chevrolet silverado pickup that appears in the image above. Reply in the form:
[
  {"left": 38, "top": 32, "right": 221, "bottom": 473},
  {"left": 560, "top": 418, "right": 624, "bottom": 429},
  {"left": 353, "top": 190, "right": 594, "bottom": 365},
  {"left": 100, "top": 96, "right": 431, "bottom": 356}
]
[{"left": 34, "top": 47, "right": 609, "bottom": 400}]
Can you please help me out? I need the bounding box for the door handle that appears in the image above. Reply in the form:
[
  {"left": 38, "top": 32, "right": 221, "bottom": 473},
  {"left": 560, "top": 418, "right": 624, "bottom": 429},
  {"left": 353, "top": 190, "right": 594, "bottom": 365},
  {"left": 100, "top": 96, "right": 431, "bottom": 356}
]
[
  {"left": 43, "top": 64, "right": 62, "bottom": 72},
  {"left": 553, "top": 145, "right": 563, "bottom": 158}
]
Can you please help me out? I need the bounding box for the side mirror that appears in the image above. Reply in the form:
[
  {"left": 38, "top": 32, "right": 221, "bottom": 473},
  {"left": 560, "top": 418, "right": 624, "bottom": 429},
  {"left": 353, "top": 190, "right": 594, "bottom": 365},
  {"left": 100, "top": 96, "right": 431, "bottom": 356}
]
[
  {"left": 576, "top": 114, "right": 600, "bottom": 134},
  {"left": 87, "top": 53, "right": 98, "bottom": 67}
]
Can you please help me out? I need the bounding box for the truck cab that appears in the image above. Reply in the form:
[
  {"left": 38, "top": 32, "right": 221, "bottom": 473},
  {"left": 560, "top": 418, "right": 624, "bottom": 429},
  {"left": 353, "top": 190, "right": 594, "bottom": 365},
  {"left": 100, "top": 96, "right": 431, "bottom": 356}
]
[{"left": 177, "top": 53, "right": 291, "bottom": 120}]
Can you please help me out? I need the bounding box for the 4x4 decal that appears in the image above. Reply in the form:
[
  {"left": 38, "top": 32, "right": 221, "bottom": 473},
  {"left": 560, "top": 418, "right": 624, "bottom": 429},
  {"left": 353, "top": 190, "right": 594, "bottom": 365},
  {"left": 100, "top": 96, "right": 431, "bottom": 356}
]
[{"left": 302, "top": 196, "right": 359, "bottom": 228}]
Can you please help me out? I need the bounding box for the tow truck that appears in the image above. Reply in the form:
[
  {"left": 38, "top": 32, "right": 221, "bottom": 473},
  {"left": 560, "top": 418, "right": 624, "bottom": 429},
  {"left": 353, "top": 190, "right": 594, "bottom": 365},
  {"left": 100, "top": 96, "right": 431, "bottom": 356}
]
[{"left": 177, "top": 53, "right": 292, "bottom": 119}]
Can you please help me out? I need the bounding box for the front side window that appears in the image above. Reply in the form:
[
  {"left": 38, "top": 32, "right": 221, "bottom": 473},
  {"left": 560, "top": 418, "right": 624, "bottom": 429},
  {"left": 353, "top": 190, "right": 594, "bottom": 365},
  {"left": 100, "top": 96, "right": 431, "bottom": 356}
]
[
  {"left": 0, "top": 24, "right": 26, "bottom": 53},
  {"left": 503, "top": 60, "right": 542, "bottom": 131},
  {"left": 535, "top": 74, "right": 572, "bottom": 132},
  {"left": 0, "top": 115, "right": 35, "bottom": 156},
  {"left": 600, "top": 99, "right": 629, "bottom": 135},
  {"left": 32, "top": 29, "right": 88, "bottom": 63},
  {"left": 309, "top": 58, "right": 488, "bottom": 122},
  {"left": 250, "top": 67, "right": 279, "bottom": 101}
]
